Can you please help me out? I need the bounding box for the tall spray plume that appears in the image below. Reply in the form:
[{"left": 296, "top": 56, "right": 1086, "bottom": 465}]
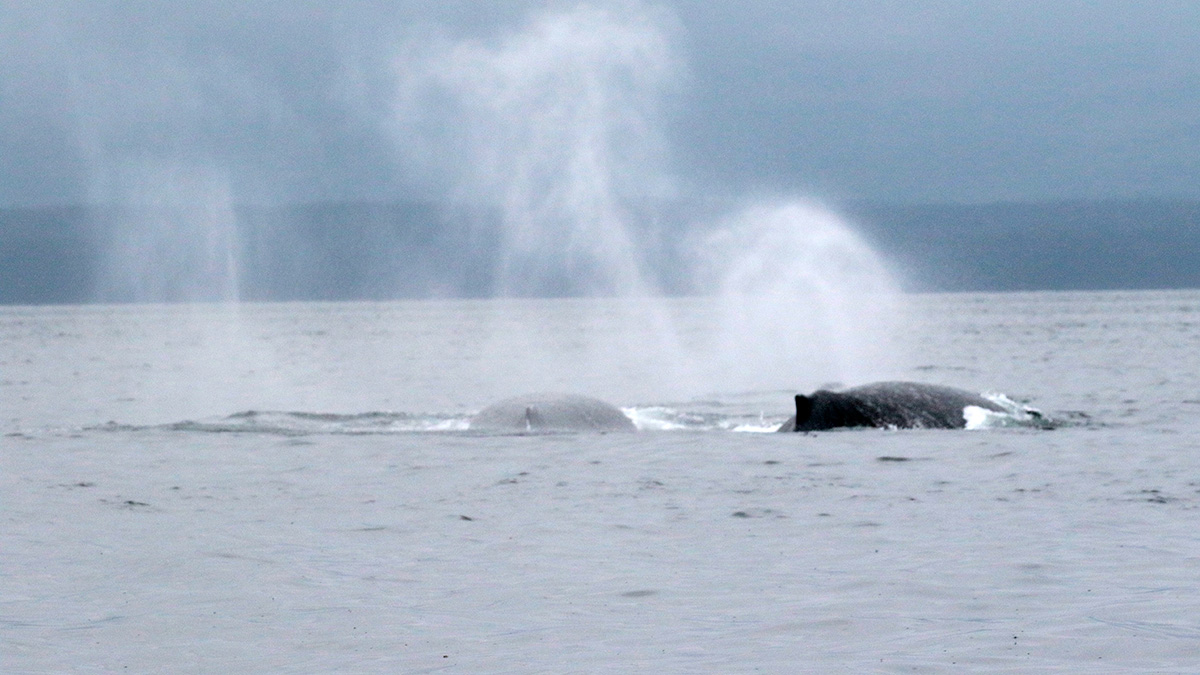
[
  {"left": 697, "top": 201, "right": 903, "bottom": 393},
  {"left": 395, "top": 3, "right": 677, "bottom": 298},
  {"left": 394, "top": 2, "right": 905, "bottom": 399},
  {"left": 94, "top": 162, "right": 241, "bottom": 304}
]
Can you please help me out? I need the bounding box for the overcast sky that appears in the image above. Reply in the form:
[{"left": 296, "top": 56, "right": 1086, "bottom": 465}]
[{"left": 2, "top": 0, "right": 1198, "bottom": 207}]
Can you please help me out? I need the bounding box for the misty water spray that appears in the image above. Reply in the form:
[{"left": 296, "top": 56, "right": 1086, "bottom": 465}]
[
  {"left": 395, "top": 3, "right": 697, "bottom": 399},
  {"left": 393, "top": 1, "right": 905, "bottom": 400},
  {"left": 695, "top": 201, "right": 905, "bottom": 393},
  {"left": 409, "top": 4, "right": 677, "bottom": 298},
  {"left": 94, "top": 162, "right": 242, "bottom": 304}
]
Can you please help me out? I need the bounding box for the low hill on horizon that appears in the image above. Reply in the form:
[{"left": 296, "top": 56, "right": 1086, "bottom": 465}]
[
  {"left": 2, "top": 198, "right": 1198, "bottom": 304},
  {"left": 847, "top": 199, "right": 1200, "bottom": 292}
]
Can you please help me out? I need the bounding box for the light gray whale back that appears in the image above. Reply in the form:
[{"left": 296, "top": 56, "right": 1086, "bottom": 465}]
[
  {"left": 469, "top": 393, "right": 636, "bottom": 433},
  {"left": 778, "top": 381, "right": 1005, "bottom": 432}
]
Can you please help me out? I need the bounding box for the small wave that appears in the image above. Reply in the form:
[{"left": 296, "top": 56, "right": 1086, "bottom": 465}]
[
  {"left": 221, "top": 410, "right": 472, "bottom": 434},
  {"left": 101, "top": 410, "right": 472, "bottom": 436}
]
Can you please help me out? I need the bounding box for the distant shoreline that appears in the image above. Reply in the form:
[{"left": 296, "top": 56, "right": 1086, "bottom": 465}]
[{"left": 3, "top": 198, "right": 1198, "bottom": 305}]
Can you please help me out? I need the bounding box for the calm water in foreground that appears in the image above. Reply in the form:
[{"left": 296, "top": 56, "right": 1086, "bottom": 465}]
[{"left": 4, "top": 291, "right": 1200, "bottom": 673}]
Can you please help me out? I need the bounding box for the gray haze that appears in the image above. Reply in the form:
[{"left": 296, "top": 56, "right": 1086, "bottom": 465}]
[{"left": 2, "top": 0, "right": 1198, "bottom": 207}]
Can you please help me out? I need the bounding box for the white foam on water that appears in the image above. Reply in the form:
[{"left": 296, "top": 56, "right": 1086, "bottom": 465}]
[
  {"left": 622, "top": 406, "right": 690, "bottom": 431},
  {"left": 965, "top": 392, "right": 1051, "bottom": 429}
]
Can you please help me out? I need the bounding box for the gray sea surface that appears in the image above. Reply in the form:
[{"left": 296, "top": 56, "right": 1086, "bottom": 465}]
[{"left": 4, "top": 290, "right": 1200, "bottom": 672}]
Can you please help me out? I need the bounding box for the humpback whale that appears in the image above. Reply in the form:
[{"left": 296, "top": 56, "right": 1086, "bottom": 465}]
[
  {"left": 777, "top": 381, "right": 1006, "bottom": 432},
  {"left": 469, "top": 393, "right": 636, "bottom": 433}
]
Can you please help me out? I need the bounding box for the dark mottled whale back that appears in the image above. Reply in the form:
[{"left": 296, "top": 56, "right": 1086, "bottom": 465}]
[
  {"left": 469, "top": 393, "right": 636, "bottom": 433},
  {"left": 777, "top": 381, "right": 1005, "bottom": 432}
]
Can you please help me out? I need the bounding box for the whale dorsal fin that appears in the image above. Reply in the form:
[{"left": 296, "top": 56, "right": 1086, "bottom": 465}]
[{"left": 793, "top": 394, "right": 814, "bottom": 431}]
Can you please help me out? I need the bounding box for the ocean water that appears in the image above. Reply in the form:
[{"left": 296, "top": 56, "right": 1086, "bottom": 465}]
[{"left": 4, "top": 290, "right": 1200, "bottom": 673}]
